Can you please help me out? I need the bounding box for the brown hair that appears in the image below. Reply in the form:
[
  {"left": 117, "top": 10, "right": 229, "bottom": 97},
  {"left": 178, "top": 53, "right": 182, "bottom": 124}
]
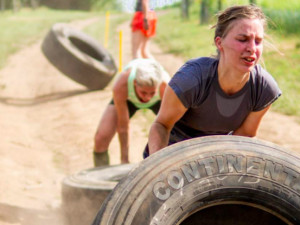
[{"left": 212, "top": 5, "right": 267, "bottom": 58}]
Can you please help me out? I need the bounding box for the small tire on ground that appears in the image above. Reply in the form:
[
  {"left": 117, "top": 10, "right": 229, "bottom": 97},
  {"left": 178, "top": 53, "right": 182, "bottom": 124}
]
[
  {"left": 62, "top": 164, "right": 136, "bottom": 225},
  {"left": 92, "top": 136, "right": 300, "bottom": 225},
  {"left": 41, "top": 23, "right": 117, "bottom": 90}
]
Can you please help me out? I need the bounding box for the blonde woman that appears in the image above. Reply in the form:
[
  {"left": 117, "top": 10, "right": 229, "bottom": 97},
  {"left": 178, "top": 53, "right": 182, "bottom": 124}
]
[{"left": 94, "top": 59, "right": 170, "bottom": 166}]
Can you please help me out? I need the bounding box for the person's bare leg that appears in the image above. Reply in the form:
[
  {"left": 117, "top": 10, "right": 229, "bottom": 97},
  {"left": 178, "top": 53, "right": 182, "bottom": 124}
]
[
  {"left": 131, "top": 30, "right": 143, "bottom": 59},
  {"left": 93, "top": 104, "right": 117, "bottom": 166},
  {"left": 140, "top": 35, "right": 154, "bottom": 59}
]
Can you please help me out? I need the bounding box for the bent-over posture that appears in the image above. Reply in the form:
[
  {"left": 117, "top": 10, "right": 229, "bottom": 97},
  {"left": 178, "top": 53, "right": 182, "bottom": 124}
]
[
  {"left": 147, "top": 5, "right": 281, "bottom": 157},
  {"left": 94, "top": 58, "right": 170, "bottom": 166}
]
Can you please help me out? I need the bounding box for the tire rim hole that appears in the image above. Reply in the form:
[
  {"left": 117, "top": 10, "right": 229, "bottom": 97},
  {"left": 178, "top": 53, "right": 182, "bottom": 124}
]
[
  {"left": 180, "top": 204, "right": 288, "bottom": 225},
  {"left": 69, "top": 37, "right": 104, "bottom": 61}
]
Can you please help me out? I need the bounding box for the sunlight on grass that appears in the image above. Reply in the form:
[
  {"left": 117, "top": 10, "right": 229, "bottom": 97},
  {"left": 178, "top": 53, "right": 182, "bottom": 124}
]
[
  {"left": 155, "top": 8, "right": 215, "bottom": 61},
  {"left": 1, "top": 4, "right": 299, "bottom": 118},
  {"left": 83, "top": 13, "right": 131, "bottom": 60},
  {"left": 264, "top": 34, "right": 300, "bottom": 116},
  {"left": 0, "top": 7, "right": 93, "bottom": 69}
]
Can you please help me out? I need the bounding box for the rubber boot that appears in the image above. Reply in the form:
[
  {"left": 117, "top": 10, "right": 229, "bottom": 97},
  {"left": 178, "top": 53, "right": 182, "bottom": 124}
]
[{"left": 93, "top": 151, "right": 109, "bottom": 167}]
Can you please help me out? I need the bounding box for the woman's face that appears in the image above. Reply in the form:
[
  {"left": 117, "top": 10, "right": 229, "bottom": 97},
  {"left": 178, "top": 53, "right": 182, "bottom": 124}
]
[
  {"left": 216, "top": 18, "right": 264, "bottom": 74},
  {"left": 134, "top": 83, "right": 156, "bottom": 103}
]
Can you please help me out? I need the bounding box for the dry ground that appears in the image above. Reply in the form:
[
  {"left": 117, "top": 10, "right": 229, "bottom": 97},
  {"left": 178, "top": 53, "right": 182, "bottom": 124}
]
[{"left": 0, "top": 17, "right": 300, "bottom": 225}]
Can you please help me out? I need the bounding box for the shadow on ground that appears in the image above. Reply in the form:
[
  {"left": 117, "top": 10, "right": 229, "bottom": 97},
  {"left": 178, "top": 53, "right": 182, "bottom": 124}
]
[{"left": 0, "top": 89, "right": 95, "bottom": 106}]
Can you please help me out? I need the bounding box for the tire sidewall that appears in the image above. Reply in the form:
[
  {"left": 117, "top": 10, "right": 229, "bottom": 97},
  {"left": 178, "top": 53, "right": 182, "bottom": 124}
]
[
  {"left": 54, "top": 24, "right": 116, "bottom": 74},
  {"left": 95, "top": 136, "right": 300, "bottom": 225},
  {"left": 42, "top": 23, "right": 117, "bottom": 90},
  {"left": 62, "top": 164, "right": 136, "bottom": 225}
]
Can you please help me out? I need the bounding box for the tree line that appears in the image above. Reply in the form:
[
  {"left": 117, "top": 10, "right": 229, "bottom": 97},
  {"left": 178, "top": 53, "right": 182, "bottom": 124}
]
[
  {"left": 0, "top": 0, "right": 113, "bottom": 11},
  {"left": 1, "top": 0, "right": 257, "bottom": 16},
  {"left": 181, "top": 0, "right": 257, "bottom": 24},
  {"left": 0, "top": 0, "right": 39, "bottom": 11}
]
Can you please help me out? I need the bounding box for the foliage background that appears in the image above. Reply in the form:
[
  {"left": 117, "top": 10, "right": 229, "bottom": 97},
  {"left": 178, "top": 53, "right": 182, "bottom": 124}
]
[{"left": 1, "top": 0, "right": 300, "bottom": 117}]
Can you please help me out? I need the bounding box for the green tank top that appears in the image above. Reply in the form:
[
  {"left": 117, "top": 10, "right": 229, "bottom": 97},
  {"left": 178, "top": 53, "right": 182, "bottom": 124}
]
[{"left": 126, "top": 59, "right": 163, "bottom": 109}]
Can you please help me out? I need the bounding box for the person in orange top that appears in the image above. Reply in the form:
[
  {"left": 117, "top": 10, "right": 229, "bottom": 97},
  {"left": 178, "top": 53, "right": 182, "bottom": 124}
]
[{"left": 131, "top": 0, "right": 157, "bottom": 59}]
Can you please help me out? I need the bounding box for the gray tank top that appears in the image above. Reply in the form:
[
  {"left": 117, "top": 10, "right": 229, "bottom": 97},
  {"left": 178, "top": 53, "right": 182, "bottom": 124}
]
[{"left": 169, "top": 57, "right": 281, "bottom": 143}]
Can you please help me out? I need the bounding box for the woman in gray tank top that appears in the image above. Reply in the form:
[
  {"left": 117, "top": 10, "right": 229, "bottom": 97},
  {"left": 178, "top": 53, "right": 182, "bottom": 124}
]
[{"left": 146, "top": 5, "right": 281, "bottom": 157}]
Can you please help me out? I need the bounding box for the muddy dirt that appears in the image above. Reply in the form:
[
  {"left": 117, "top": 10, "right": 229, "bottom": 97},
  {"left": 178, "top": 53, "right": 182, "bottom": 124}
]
[{"left": 0, "top": 16, "right": 300, "bottom": 225}]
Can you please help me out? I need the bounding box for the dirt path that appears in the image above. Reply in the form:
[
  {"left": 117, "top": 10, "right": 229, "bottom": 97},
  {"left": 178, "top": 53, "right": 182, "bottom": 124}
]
[{"left": 0, "top": 16, "right": 300, "bottom": 225}]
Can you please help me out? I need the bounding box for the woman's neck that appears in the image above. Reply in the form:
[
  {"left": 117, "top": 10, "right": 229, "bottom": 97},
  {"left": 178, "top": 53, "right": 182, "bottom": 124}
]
[{"left": 217, "top": 63, "right": 250, "bottom": 96}]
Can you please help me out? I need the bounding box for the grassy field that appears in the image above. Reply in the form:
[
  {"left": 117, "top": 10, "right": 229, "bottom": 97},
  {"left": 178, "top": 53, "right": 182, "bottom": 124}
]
[
  {"left": 0, "top": 7, "right": 128, "bottom": 69},
  {"left": 0, "top": 7, "right": 96, "bottom": 69},
  {"left": 154, "top": 4, "right": 300, "bottom": 117},
  {"left": 222, "top": 0, "right": 300, "bottom": 10},
  {"left": 0, "top": 3, "right": 299, "bottom": 118},
  {"left": 83, "top": 13, "right": 131, "bottom": 59}
]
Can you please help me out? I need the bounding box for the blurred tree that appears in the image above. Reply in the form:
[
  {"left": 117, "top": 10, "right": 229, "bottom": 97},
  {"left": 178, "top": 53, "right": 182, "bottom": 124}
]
[
  {"left": 181, "top": 0, "right": 190, "bottom": 20},
  {"left": 12, "top": 0, "right": 21, "bottom": 12},
  {"left": 250, "top": 0, "right": 256, "bottom": 4},
  {"left": 200, "top": 0, "right": 209, "bottom": 24},
  {"left": 30, "top": 0, "right": 39, "bottom": 9},
  {"left": 90, "top": 0, "right": 120, "bottom": 11},
  {"left": 20, "top": 0, "right": 40, "bottom": 9},
  {"left": 218, "top": 0, "right": 222, "bottom": 10},
  {"left": 0, "top": 0, "right": 40, "bottom": 11},
  {"left": 0, "top": 0, "right": 5, "bottom": 11},
  {"left": 39, "top": 0, "right": 118, "bottom": 11}
]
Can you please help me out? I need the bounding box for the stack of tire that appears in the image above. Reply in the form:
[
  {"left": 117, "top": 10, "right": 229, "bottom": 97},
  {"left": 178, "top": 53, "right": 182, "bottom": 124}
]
[
  {"left": 61, "top": 164, "right": 136, "bottom": 225},
  {"left": 90, "top": 136, "right": 300, "bottom": 225},
  {"left": 41, "top": 23, "right": 121, "bottom": 225},
  {"left": 42, "top": 23, "right": 117, "bottom": 90},
  {"left": 46, "top": 24, "right": 300, "bottom": 225}
]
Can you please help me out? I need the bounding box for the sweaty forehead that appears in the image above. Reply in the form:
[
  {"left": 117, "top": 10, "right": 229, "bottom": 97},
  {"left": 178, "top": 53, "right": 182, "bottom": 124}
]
[{"left": 227, "top": 18, "right": 264, "bottom": 37}]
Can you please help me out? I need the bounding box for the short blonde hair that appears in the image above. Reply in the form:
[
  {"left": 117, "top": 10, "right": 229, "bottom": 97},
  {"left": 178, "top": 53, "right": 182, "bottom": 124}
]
[{"left": 135, "top": 60, "right": 164, "bottom": 87}]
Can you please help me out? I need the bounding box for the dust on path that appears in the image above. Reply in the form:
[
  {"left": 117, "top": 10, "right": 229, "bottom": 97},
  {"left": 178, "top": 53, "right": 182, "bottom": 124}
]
[{"left": 0, "top": 16, "right": 300, "bottom": 225}]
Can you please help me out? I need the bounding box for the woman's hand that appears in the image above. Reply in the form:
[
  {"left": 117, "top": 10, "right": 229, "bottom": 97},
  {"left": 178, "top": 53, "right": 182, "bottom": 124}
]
[{"left": 143, "top": 18, "right": 149, "bottom": 30}]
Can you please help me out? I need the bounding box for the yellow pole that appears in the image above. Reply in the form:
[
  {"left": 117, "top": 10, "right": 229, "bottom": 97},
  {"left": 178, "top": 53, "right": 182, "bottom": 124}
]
[
  {"left": 119, "top": 30, "right": 123, "bottom": 72},
  {"left": 104, "top": 11, "right": 110, "bottom": 48}
]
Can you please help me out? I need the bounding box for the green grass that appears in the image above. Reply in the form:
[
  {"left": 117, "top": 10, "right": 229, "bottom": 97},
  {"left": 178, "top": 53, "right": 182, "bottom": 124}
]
[
  {"left": 0, "top": 7, "right": 129, "bottom": 72},
  {"left": 264, "top": 9, "right": 300, "bottom": 34},
  {"left": 83, "top": 13, "right": 131, "bottom": 60},
  {"left": 0, "top": 7, "right": 95, "bottom": 69},
  {"left": 155, "top": 7, "right": 300, "bottom": 117},
  {"left": 207, "top": 1, "right": 300, "bottom": 34},
  {"left": 258, "top": 0, "right": 300, "bottom": 10},
  {"left": 0, "top": 5, "right": 299, "bottom": 118},
  {"left": 217, "top": 0, "right": 300, "bottom": 10},
  {"left": 263, "top": 33, "right": 300, "bottom": 115},
  {"left": 155, "top": 9, "right": 215, "bottom": 61}
]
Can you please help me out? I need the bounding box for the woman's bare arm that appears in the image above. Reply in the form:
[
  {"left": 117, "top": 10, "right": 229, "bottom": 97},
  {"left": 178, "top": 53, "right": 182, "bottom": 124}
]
[
  {"left": 148, "top": 85, "right": 187, "bottom": 154},
  {"left": 113, "top": 70, "right": 131, "bottom": 163},
  {"left": 233, "top": 105, "right": 271, "bottom": 137}
]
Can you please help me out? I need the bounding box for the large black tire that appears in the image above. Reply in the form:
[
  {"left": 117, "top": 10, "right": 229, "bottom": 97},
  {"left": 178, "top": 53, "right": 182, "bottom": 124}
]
[
  {"left": 92, "top": 136, "right": 300, "bottom": 225},
  {"left": 62, "top": 164, "right": 136, "bottom": 225},
  {"left": 41, "top": 23, "right": 117, "bottom": 90}
]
